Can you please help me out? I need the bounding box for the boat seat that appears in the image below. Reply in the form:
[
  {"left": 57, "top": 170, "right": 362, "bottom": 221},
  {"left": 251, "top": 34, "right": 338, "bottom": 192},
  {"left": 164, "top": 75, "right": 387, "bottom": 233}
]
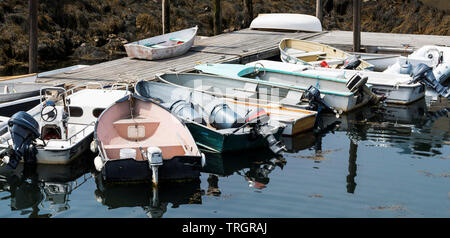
[
  {"left": 195, "top": 84, "right": 214, "bottom": 92},
  {"left": 148, "top": 45, "right": 166, "bottom": 49},
  {"left": 291, "top": 51, "right": 326, "bottom": 61},
  {"left": 169, "top": 38, "right": 186, "bottom": 43},
  {"left": 230, "top": 88, "right": 257, "bottom": 99},
  {"left": 113, "top": 118, "right": 160, "bottom": 141},
  {"left": 103, "top": 144, "right": 186, "bottom": 160},
  {"left": 279, "top": 90, "right": 304, "bottom": 105}
]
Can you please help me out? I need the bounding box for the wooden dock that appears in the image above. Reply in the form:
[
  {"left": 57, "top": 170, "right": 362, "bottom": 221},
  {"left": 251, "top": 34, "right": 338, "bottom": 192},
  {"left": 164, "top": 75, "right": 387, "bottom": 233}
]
[{"left": 36, "top": 29, "right": 450, "bottom": 86}]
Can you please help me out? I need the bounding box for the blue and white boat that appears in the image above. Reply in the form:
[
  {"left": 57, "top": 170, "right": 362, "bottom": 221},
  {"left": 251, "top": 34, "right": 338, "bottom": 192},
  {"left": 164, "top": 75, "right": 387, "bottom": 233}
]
[{"left": 194, "top": 63, "right": 378, "bottom": 113}]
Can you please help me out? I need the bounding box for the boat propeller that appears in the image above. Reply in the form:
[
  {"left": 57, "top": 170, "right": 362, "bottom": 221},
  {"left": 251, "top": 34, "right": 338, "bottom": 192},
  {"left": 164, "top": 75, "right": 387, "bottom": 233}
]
[{"left": 409, "top": 63, "right": 450, "bottom": 99}]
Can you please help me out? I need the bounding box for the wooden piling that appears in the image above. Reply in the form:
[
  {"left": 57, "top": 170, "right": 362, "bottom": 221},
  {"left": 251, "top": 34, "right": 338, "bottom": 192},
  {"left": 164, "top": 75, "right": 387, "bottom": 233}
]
[
  {"left": 244, "top": 0, "right": 253, "bottom": 27},
  {"left": 28, "top": 0, "right": 38, "bottom": 73},
  {"left": 212, "top": 0, "right": 221, "bottom": 35},
  {"left": 162, "top": 0, "right": 170, "bottom": 34},
  {"left": 316, "top": 0, "right": 323, "bottom": 23},
  {"left": 353, "top": 0, "right": 361, "bottom": 52}
]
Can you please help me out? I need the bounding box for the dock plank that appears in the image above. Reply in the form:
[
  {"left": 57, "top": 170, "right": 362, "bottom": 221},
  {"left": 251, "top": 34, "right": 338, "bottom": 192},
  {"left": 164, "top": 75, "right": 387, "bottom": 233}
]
[{"left": 36, "top": 29, "right": 450, "bottom": 86}]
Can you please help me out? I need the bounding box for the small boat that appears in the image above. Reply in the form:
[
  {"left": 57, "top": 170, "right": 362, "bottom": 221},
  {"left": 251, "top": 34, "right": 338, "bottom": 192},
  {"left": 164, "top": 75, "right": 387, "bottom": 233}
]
[
  {"left": 279, "top": 38, "right": 374, "bottom": 70},
  {"left": 93, "top": 94, "right": 205, "bottom": 184},
  {"left": 0, "top": 83, "right": 130, "bottom": 168},
  {"left": 135, "top": 81, "right": 287, "bottom": 153},
  {"left": 194, "top": 63, "right": 377, "bottom": 113},
  {"left": 124, "top": 26, "right": 198, "bottom": 60},
  {"left": 245, "top": 60, "right": 425, "bottom": 104},
  {"left": 384, "top": 45, "right": 450, "bottom": 85},
  {"left": 250, "top": 14, "right": 322, "bottom": 32}
]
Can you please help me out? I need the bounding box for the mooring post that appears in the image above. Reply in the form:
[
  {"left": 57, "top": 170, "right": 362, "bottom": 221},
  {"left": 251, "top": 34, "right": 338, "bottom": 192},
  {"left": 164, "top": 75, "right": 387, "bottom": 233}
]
[
  {"left": 212, "top": 0, "right": 221, "bottom": 35},
  {"left": 162, "top": 0, "right": 170, "bottom": 34},
  {"left": 244, "top": 0, "right": 253, "bottom": 27},
  {"left": 316, "top": 0, "right": 323, "bottom": 23},
  {"left": 353, "top": 0, "right": 361, "bottom": 52},
  {"left": 29, "top": 0, "right": 38, "bottom": 73}
]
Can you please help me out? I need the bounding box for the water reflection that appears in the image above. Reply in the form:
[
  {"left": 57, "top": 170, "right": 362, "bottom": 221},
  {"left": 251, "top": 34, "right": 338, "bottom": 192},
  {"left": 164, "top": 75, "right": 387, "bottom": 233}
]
[
  {"left": 202, "top": 150, "right": 286, "bottom": 192},
  {"left": 0, "top": 154, "right": 93, "bottom": 217},
  {"left": 94, "top": 176, "right": 202, "bottom": 218}
]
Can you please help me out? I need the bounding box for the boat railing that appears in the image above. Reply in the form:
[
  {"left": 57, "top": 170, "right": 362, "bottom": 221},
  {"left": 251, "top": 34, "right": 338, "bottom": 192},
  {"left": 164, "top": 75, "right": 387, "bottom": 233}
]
[
  {"left": 109, "top": 83, "right": 129, "bottom": 92},
  {"left": 66, "top": 82, "right": 104, "bottom": 95},
  {"left": 67, "top": 121, "right": 95, "bottom": 144}
]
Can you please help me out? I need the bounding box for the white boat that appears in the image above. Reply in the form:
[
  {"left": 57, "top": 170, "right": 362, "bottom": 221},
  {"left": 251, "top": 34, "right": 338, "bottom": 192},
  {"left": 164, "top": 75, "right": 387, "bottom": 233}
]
[
  {"left": 0, "top": 83, "right": 130, "bottom": 168},
  {"left": 124, "top": 26, "right": 198, "bottom": 60},
  {"left": 246, "top": 60, "right": 425, "bottom": 104},
  {"left": 194, "top": 64, "right": 378, "bottom": 113},
  {"left": 279, "top": 38, "right": 374, "bottom": 70},
  {"left": 250, "top": 14, "right": 322, "bottom": 32},
  {"left": 384, "top": 45, "right": 450, "bottom": 84}
]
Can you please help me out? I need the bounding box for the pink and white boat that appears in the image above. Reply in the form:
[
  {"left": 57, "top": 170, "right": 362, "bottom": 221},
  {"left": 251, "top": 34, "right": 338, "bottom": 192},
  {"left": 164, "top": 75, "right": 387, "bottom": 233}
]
[{"left": 94, "top": 94, "right": 204, "bottom": 184}]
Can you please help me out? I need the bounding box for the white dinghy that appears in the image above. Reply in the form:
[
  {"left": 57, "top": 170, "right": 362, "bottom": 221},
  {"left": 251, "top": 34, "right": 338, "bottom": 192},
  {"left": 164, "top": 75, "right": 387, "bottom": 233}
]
[
  {"left": 384, "top": 45, "right": 450, "bottom": 83},
  {"left": 124, "top": 26, "right": 198, "bottom": 60},
  {"left": 250, "top": 14, "right": 322, "bottom": 32},
  {"left": 0, "top": 83, "right": 130, "bottom": 168}
]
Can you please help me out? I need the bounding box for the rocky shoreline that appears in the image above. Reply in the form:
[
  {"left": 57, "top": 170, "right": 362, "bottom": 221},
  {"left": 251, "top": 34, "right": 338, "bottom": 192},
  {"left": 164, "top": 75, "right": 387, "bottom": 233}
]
[{"left": 0, "top": 0, "right": 448, "bottom": 75}]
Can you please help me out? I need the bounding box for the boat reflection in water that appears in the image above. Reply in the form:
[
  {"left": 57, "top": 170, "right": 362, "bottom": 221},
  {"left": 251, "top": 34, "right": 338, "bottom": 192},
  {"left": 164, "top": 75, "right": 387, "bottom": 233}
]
[
  {"left": 282, "top": 97, "right": 448, "bottom": 194},
  {"left": 202, "top": 149, "right": 286, "bottom": 193},
  {"left": 0, "top": 152, "right": 93, "bottom": 217},
  {"left": 94, "top": 175, "right": 202, "bottom": 218}
]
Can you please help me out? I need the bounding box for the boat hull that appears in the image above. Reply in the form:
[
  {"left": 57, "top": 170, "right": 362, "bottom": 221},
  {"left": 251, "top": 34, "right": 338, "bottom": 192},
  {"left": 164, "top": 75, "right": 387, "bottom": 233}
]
[
  {"left": 101, "top": 156, "right": 202, "bottom": 183},
  {"left": 185, "top": 122, "right": 284, "bottom": 153},
  {"left": 35, "top": 132, "right": 93, "bottom": 165}
]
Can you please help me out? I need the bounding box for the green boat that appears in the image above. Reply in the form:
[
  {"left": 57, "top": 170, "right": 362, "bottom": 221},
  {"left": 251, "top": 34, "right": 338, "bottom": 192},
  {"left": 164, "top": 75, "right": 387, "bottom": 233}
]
[{"left": 135, "top": 80, "right": 285, "bottom": 154}]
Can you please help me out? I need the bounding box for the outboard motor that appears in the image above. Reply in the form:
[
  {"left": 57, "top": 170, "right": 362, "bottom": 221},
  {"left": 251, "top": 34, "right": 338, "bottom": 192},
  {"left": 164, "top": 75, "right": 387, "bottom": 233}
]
[
  {"left": 342, "top": 56, "right": 361, "bottom": 70},
  {"left": 242, "top": 108, "right": 286, "bottom": 155},
  {"left": 208, "top": 103, "right": 245, "bottom": 130},
  {"left": 346, "top": 73, "right": 380, "bottom": 104},
  {"left": 169, "top": 100, "right": 206, "bottom": 125},
  {"left": 4, "top": 111, "right": 40, "bottom": 169},
  {"left": 410, "top": 63, "right": 450, "bottom": 99},
  {"left": 304, "top": 85, "right": 338, "bottom": 115}
]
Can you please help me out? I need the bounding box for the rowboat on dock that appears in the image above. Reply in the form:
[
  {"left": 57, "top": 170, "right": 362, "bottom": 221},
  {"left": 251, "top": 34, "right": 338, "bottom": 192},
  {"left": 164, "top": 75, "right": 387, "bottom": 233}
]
[
  {"left": 250, "top": 14, "right": 322, "bottom": 32},
  {"left": 193, "top": 63, "right": 378, "bottom": 113},
  {"left": 135, "top": 81, "right": 287, "bottom": 153},
  {"left": 93, "top": 94, "right": 205, "bottom": 184},
  {"left": 124, "top": 26, "right": 198, "bottom": 60},
  {"left": 0, "top": 83, "right": 130, "bottom": 168},
  {"left": 279, "top": 38, "right": 374, "bottom": 70},
  {"left": 245, "top": 60, "right": 425, "bottom": 104}
]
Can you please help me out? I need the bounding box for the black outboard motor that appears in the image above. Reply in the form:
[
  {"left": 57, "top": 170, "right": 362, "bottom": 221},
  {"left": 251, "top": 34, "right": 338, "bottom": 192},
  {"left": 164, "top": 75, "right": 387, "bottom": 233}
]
[
  {"left": 410, "top": 63, "right": 450, "bottom": 99},
  {"left": 342, "top": 56, "right": 361, "bottom": 70},
  {"left": 169, "top": 100, "right": 206, "bottom": 125},
  {"left": 304, "top": 85, "right": 338, "bottom": 115},
  {"left": 242, "top": 108, "right": 286, "bottom": 155},
  {"left": 5, "top": 111, "right": 40, "bottom": 169},
  {"left": 208, "top": 103, "right": 245, "bottom": 130}
]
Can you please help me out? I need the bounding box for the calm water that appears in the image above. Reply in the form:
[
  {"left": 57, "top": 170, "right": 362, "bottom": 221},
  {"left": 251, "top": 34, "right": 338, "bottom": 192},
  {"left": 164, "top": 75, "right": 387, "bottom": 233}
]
[{"left": 0, "top": 98, "right": 448, "bottom": 218}]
